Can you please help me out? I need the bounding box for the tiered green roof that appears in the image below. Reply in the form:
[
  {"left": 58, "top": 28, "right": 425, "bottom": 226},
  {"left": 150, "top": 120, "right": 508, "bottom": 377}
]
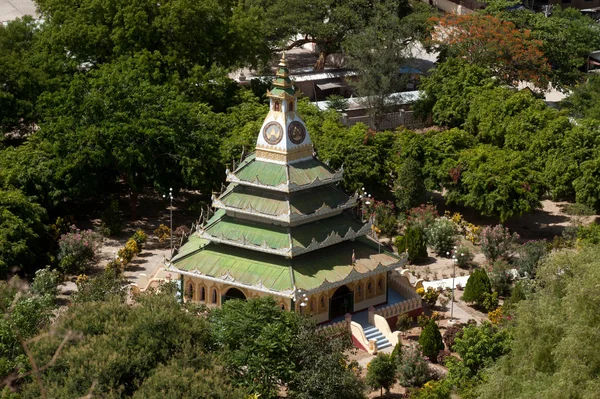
[
  {"left": 228, "top": 153, "right": 342, "bottom": 191},
  {"left": 172, "top": 237, "right": 405, "bottom": 294},
  {"left": 216, "top": 184, "right": 353, "bottom": 220}
]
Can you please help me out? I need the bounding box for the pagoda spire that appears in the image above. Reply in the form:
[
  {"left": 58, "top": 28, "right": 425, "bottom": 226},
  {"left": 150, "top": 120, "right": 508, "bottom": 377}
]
[{"left": 255, "top": 52, "right": 313, "bottom": 165}]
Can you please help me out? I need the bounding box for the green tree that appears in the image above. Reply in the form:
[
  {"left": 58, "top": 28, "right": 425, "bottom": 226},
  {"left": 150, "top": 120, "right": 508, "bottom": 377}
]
[
  {"left": 343, "top": 0, "right": 411, "bottom": 127},
  {"left": 462, "top": 269, "right": 492, "bottom": 308},
  {"left": 477, "top": 246, "right": 600, "bottom": 398},
  {"left": 396, "top": 313, "right": 413, "bottom": 335},
  {"left": 395, "top": 226, "right": 427, "bottom": 262},
  {"left": 394, "top": 157, "right": 425, "bottom": 211},
  {"left": 0, "top": 189, "right": 48, "bottom": 276},
  {"left": 443, "top": 145, "right": 545, "bottom": 222},
  {"left": 414, "top": 58, "right": 496, "bottom": 128},
  {"left": 453, "top": 322, "right": 510, "bottom": 376},
  {"left": 397, "top": 345, "right": 433, "bottom": 387},
  {"left": 35, "top": 0, "right": 269, "bottom": 71},
  {"left": 210, "top": 297, "right": 365, "bottom": 399},
  {"left": 366, "top": 353, "right": 397, "bottom": 397},
  {"left": 38, "top": 56, "right": 223, "bottom": 219},
  {"left": 561, "top": 75, "right": 600, "bottom": 121},
  {"left": 419, "top": 320, "right": 444, "bottom": 362}
]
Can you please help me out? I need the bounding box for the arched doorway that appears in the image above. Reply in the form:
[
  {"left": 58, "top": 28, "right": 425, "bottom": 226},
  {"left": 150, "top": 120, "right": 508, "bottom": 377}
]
[
  {"left": 329, "top": 285, "right": 354, "bottom": 320},
  {"left": 222, "top": 287, "right": 247, "bottom": 304}
]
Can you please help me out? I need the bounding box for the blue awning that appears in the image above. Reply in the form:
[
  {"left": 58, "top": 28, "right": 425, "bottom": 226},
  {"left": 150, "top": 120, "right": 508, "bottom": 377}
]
[{"left": 399, "top": 66, "right": 422, "bottom": 74}]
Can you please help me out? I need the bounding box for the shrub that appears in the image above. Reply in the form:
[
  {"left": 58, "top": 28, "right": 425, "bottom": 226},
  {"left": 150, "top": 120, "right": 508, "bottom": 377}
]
[
  {"left": 488, "top": 260, "right": 513, "bottom": 296},
  {"left": 105, "top": 259, "right": 123, "bottom": 277},
  {"left": 396, "top": 314, "right": 413, "bottom": 335},
  {"left": 480, "top": 225, "right": 519, "bottom": 262},
  {"left": 410, "top": 380, "right": 451, "bottom": 399},
  {"left": 391, "top": 341, "right": 403, "bottom": 365},
  {"left": 397, "top": 345, "right": 433, "bottom": 387},
  {"left": 454, "top": 245, "right": 474, "bottom": 268},
  {"left": 436, "top": 349, "right": 452, "bottom": 366},
  {"left": 58, "top": 226, "right": 102, "bottom": 275},
  {"left": 442, "top": 324, "right": 463, "bottom": 351},
  {"left": 406, "top": 204, "right": 438, "bottom": 231},
  {"left": 118, "top": 239, "right": 139, "bottom": 265},
  {"left": 394, "top": 157, "right": 426, "bottom": 212},
  {"left": 577, "top": 223, "right": 600, "bottom": 245},
  {"left": 131, "top": 230, "right": 148, "bottom": 252},
  {"left": 396, "top": 226, "right": 428, "bottom": 262},
  {"left": 365, "top": 353, "right": 397, "bottom": 396},
  {"left": 417, "top": 314, "right": 431, "bottom": 329},
  {"left": 482, "top": 291, "right": 499, "bottom": 312},
  {"left": 373, "top": 201, "right": 398, "bottom": 237},
  {"left": 421, "top": 287, "right": 440, "bottom": 307},
  {"left": 154, "top": 224, "right": 171, "bottom": 244},
  {"left": 30, "top": 267, "right": 61, "bottom": 297},
  {"left": 462, "top": 269, "right": 492, "bottom": 308},
  {"left": 100, "top": 199, "right": 122, "bottom": 236},
  {"left": 515, "top": 240, "right": 547, "bottom": 278},
  {"left": 419, "top": 320, "right": 444, "bottom": 362},
  {"left": 488, "top": 306, "right": 503, "bottom": 325},
  {"left": 425, "top": 217, "right": 457, "bottom": 256}
]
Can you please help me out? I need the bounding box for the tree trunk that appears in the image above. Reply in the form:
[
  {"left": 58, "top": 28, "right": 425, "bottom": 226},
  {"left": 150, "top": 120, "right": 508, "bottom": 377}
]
[
  {"left": 129, "top": 190, "right": 138, "bottom": 220},
  {"left": 314, "top": 50, "right": 327, "bottom": 70}
]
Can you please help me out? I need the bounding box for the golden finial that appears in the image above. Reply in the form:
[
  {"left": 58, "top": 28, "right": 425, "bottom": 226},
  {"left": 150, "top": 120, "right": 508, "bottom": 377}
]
[{"left": 279, "top": 51, "right": 287, "bottom": 67}]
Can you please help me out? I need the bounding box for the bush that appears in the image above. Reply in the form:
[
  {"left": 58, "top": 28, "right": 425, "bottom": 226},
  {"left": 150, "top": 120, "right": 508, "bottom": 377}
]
[
  {"left": 30, "top": 267, "right": 61, "bottom": 297},
  {"left": 373, "top": 201, "right": 398, "bottom": 237},
  {"left": 154, "top": 224, "right": 171, "bottom": 244},
  {"left": 425, "top": 218, "right": 457, "bottom": 256},
  {"left": 131, "top": 230, "right": 148, "bottom": 253},
  {"left": 480, "top": 225, "right": 519, "bottom": 262},
  {"left": 442, "top": 324, "right": 463, "bottom": 351},
  {"left": 462, "top": 269, "right": 492, "bottom": 308},
  {"left": 488, "top": 306, "right": 503, "bottom": 325},
  {"left": 366, "top": 353, "right": 397, "bottom": 396},
  {"left": 118, "top": 239, "right": 139, "bottom": 265},
  {"left": 394, "top": 157, "right": 426, "bottom": 212},
  {"left": 577, "top": 223, "right": 600, "bottom": 246},
  {"left": 396, "top": 226, "right": 428, "bottom": 262},
  {"left": 421, "top": 287, "right": 440, "bottom": 307},
  {"left": 455, "top": 245, "right": 474, "bottom": 268},
  {"left": 482, "top": 291, "right": 499, "bottom": 312},
  {"left": 419, "top": 320, "right": 444, "bottom": 362},
  {"left": 436, "top": 349, "right": 452, "bottom": 366},
  {"left": 100, "top": 200, "right": 122, "bottom": 236},
  {"left": 397, "top": 345, "right": 434, "bottom": 387},
  {"left": 410, "top": 380, "right": 451, "bottom": 399},
  {"left": 406, "top": 204, "right": 438, "bottom": 231},
  {"left": 515, "top": 240, "right": 547, "bottom": 278},
  {"left": 396, "top": 313, "right": 413, "bottom": 334},
  {"left": 57, "top": 226, "right": 102, "bottom": 275},
  {"left": 105, "top": 259, "right": 123, "bottom": 277},
  {"left": 488, "top": 260, "right": 513, "bottom": 296},
  {"left": 391, "top": 341, "right": 403, "bottom": 365}
]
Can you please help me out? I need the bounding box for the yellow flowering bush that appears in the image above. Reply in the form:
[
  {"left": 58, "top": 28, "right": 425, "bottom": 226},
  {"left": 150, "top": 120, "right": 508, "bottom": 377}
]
[
  {"left": 488, "top": 306, "right": 503, "bottom": 325},
  {"left": 118, "top": 239, "right": 139, "bottom": 265},
  {"left": 416, "top": 287, "right": 425, "bottom": 296}
]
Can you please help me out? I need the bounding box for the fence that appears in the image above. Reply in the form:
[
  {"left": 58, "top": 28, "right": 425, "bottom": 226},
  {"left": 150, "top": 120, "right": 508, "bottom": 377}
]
[{"left": 341, "top": 111, "right": 432, "bottom": 130}]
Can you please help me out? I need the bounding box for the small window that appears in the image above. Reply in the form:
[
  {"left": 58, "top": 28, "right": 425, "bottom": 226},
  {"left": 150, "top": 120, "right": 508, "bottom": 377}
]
[
  {"left": 186, "top": 282, "right": 194, "bottom": 299},
  {"left": 200, "top": 286, "right": 205, "bottom": 302},
  {"left": 288, "top": 101, "right": 294, "bottom": 112},
  {"left": 377, "top": 278, "right": 383, "bottom": 291},
  {"left": 280, "top": 304, "right": 286, "bottom": 310},
  {"left": 367, "top": 282, "right": 373, "bottom": 295},
  {"left": 211, "top": 288, "right": 218, "bottom": 304},
  {"left": 320, "top": 296, "right": 326, "bottom": 310},
  {"left": 310, "top": 299, "right": 315, "bottom": 312},
  {"left": 357, "top": 284, "right": 362, "bottom": 298},
  {"left": 274, "top": 101, "right": 280, "bottom": 111}
]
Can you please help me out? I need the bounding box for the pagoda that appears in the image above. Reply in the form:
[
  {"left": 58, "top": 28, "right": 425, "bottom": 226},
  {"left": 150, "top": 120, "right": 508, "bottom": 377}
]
[{"left": 169, "top": 54, "right": 408, "bottom": 323}]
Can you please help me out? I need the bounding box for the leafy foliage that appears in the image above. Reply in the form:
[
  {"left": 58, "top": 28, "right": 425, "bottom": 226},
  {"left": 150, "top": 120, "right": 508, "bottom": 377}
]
[
  {"left": 366, "top": 353, "right": 397, "bottom": 396},
  {"left": 515, "top": 240, "right": 547, "bottom": 278},
  {"left": 395, "top": 157, "right": 426, "bottom": 212},
  {"left": 419, "top": 320, "right": 444, "bottom": 362},
  {"left": 476, "top": 246, "right": 600, "bottom": 397},
  {"left": 453, "top": 322, "right": 511, "bottom": 376},
  {"left": 57, "top": 226, "right": 102, "bottom": 275},
  {"left": 425, "top": 217, "right": 456, "bottom": 256},
  {"left": 397, "top": 345, "right": 435, "bottom": 388},
  {"left": 0, "top": 189, "right": 48, "bottom": 276},
  {"left": 100, "top": 200, "right": 122, "bottom": 237},
  {"left": 430, "top": 14, "right": 551, "bottom": 88},
  {"left": 462, "top": 269, "right": 492, "bottom": 308},
  {"left": 442, "top": 324, "right": 464, "bottom": 352},
  {"left": 396, "top": 226, "right": 428, "bottom": 262},
  {"left": 480, "top": 225, "right": 519, "bottom": 262}
]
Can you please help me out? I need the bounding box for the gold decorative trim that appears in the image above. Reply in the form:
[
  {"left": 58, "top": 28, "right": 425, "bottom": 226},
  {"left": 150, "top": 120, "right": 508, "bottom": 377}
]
[
  {"left": 256, "top": 147, "right": 313, "bottom": 163},
  {"left": 255, "top": 142, "right": 313, "bottom": 155}
]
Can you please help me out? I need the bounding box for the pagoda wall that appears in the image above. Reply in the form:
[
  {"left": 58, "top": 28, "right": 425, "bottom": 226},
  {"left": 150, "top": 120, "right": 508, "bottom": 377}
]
[{"left": 182, "top": 275, "right": 292, "bottom": 311}]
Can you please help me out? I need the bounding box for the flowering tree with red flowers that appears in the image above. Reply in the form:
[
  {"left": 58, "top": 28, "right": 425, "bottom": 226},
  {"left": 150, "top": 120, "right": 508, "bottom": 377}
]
[{"left": 429, "top": 14, "right": 551, "bottom": 88}]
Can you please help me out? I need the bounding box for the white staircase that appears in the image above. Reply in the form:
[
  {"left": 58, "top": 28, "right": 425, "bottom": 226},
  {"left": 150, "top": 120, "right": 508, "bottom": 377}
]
[{"left": 363, "top": 325, "right": 392, "bottom": 350}]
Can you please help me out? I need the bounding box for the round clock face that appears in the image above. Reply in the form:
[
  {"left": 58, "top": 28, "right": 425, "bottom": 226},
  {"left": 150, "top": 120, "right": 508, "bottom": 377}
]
[
  {"left": 263, "top": 122, "right": 283, "bottom": 145},
  {"left": 288, "top": 121, "right": 306, "bottom": 145}
]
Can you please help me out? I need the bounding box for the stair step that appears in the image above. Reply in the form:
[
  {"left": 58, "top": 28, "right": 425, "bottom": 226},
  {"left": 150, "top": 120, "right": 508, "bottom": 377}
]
[{"left": 365, "top": 332, "right": 383, "bottom": 339}]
